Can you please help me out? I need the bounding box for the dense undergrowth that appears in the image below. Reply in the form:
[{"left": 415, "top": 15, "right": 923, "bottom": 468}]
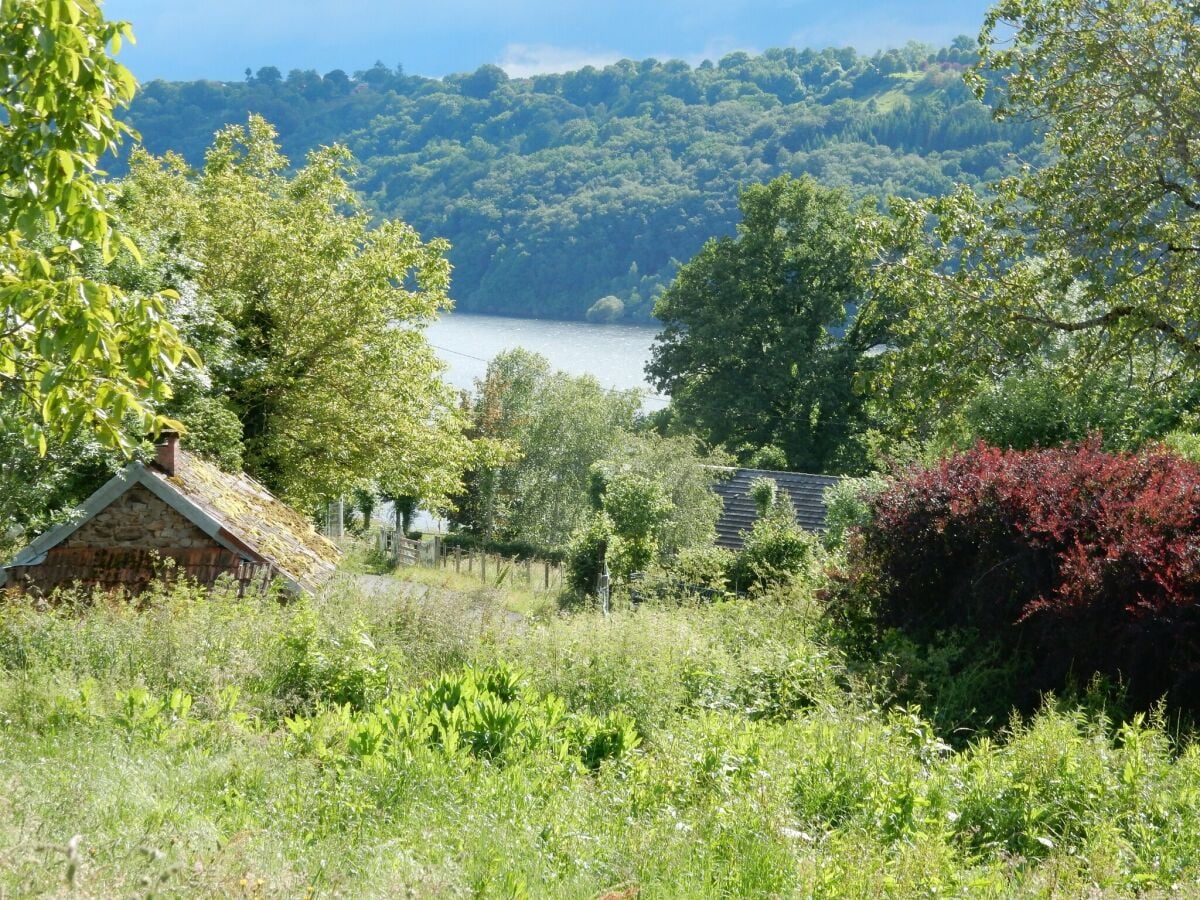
[
  {"left": 829, "top": 443, "right": 1200, "bottom": 734},
  {"left": 2, "top": 577, "right": 1199, "bottom": 897}
]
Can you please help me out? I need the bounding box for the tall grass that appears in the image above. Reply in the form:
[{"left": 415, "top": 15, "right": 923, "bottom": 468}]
[{"left": 1, "top": 575, "right": 1198, "bottom": 896}]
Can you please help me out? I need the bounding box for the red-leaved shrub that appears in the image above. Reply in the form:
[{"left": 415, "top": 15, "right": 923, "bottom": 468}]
[{"left": 839, "top": 440, "right": 1200, "bottom": 712}]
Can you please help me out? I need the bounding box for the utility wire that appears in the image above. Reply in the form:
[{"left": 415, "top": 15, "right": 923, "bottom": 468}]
[{"left": 428, "top": 342, "right": 673, "bottom": 404}]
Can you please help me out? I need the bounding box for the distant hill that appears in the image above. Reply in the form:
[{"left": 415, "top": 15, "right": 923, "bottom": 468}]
[{"left": 122, "top": 42, "right": 1041, "bottom": 322}]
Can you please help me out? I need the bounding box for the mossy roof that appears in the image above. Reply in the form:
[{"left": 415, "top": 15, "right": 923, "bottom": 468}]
[{"left": 146, "top": 452, "right": 340, "bottom": 592}]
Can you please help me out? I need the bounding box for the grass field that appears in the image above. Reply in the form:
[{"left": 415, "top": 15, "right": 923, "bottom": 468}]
[{"left": 2, "top": 574, "right": 1198, "bottom": 897}]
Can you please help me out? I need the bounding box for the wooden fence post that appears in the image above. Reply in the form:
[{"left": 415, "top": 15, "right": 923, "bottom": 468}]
[{"left": 455, "top": 546, "right": 462, "bottom": 574}]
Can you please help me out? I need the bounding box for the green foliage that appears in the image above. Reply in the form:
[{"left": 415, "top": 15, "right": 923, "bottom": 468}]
[
  {"left": 584, "top": 295, "right": 625, "bottom": 323},
  {"left": 455, "top": 349, "right": 639, "bottom": 549},
  {"left": 728, "top": 498, "right": 825, "bottom": 593},
  {"left": 864, "top": 0, "right": 1200, "bottom": 449},
  {"left": 869, "top": 627, "right": 1030, "bottom": 737},
  {"left": 169, "top": 393, "right": 245, "bottom": 472},
  {"left": 748, "top": 476, "right": 778, "bottom": 517},
  {"left": 569, "top": 710, "right": 641, "bottom": 771},
  {"left": 822, "top": 473, "right": 887, "bottom": 549},
  {"left": 649, "top": 175, "right": 886, "bottom": 473},
  {"left": 0, "top": 0, "right": 195, "bottom": 453},
  {"left": 271, "top": 606, "right": 396, "bottom": 712},
  {"left": 2, "top": 578, "right": 1199, "bottom": 895},
  {"left": 607, "top": 431, "right": 724, "bottom": 556},
  {"left": 564, "top": 511, "right": 612, "bottom": 597},
  {"left": 952, "top": 364, "right": 1190, "bottom": 454},
  {"left": 1163, "top": 430, "right": 1200, "bottom": 463},
  {"left": 566, "top": 459, "right": 709, "bottom": 593},
  {"left": 117, "top": 116, "right": 475, "bottom": 507},
  {"left": 0, "top": 419, "right": 127, "bottom": 559},
  {"left": 455, "top": 349, "right": 723, "bottom": 558},
  {"left": 118, "top": 44, "right": 1038, "bottom": 322},
  {"left": 601, "top": 471, "right": 672, "bottom": 577},
  {"left": 282, "top": 662, "right": 588, "bottom": 767},
  {"left": 668, "top": 545, "right": 735, "bottom": 591}
]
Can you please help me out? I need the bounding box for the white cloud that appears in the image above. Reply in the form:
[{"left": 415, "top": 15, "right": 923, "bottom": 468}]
[{"left": 497, "top": 43, "right": 623, "bottom": 78}]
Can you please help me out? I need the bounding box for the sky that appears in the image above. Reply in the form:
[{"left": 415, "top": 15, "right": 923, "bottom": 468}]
[{"left": 103, "top": 0, "right": 995, "bottom": 83}]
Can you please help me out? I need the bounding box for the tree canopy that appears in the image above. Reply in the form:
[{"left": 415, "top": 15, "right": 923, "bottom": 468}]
[
  {"left": 1, "top": 0, "right": 193, "bottom": 454},
  {"left": 862, "top": 0, "right": 1200, "bottom": 449},
  {"left": 649, "top": 176, "right": 884, "bottom": 473},
  {"left": 116, "top": 116, "right": 475, "bottom": 507},
  {"left": 454, "top": 348, "right": 721, "bottom": 554},
  {"left": 118, "top": 42, "right": 1041, "bottom": 322}
]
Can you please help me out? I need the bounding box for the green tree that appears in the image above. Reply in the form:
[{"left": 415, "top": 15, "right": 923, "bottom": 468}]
[
  {"left": 648, "top": 175, "right": 883, "bottom": 473},
  {"left": 864, "top": 0, "right": 1200, "bottom": 445},
  {"left": 1, "top": 0, "right": 193, "bottom": 453},
  {"left": 605, "top": 431, "right": 723, "bottom": 557},
  {"left": 454, "top": 349, "right": 640, "bottom": 550},
  {"left": 119, "top": 116, "right": 474, "bottom": 507},
  {"left": 118, "top": 43, "right": 1038, "bottom": 323}
]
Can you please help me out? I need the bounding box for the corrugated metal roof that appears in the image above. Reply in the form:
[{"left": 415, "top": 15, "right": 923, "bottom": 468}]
[{"left": 710, "top": 467, "right": 842, "bottom": 550}]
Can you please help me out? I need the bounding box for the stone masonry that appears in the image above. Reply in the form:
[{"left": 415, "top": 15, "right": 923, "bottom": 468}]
[{"left": 63, "top": 484, "right": 218, "bottom": 550}]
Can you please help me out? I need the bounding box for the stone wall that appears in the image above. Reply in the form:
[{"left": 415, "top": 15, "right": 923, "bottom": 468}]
[{"left": 64, "top": 484, "right": 218, "bottom": 550}]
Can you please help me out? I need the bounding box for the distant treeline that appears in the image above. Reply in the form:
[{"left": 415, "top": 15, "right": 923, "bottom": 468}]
[{"left": 122, "top": 41, "right": 1042, "bottom": 321}]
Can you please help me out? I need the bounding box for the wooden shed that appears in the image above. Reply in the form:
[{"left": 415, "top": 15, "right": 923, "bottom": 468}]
[{"left": 1, "top": 432, "right": 339, "bottom": 596}]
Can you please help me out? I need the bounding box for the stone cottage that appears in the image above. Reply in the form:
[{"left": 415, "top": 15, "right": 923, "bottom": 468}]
[{"left": 1, "top": 431, "right": 339, "bottom": 596}]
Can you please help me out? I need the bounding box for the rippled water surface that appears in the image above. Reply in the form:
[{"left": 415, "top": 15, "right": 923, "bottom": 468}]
[{"left": 425, "top": 313, "right": 668, "bottom": 411}]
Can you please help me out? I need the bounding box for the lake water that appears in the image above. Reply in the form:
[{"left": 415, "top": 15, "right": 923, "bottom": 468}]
[{"left": 425, "top": 312, "right": 669, "bottom": 412}]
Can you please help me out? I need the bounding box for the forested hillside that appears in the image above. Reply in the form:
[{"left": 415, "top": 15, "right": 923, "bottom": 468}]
[{"left": 123, "top": 41, "right": 1041, "bottom": 321}]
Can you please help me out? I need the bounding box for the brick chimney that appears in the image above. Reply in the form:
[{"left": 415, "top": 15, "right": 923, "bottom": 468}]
[{"left": 154, "top": 429, "right": 181, "bottom": 476}]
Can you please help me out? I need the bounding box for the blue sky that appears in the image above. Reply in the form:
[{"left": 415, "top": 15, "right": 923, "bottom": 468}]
[{"left": 103, "top": 0, "right": 995, "bottom": 83}]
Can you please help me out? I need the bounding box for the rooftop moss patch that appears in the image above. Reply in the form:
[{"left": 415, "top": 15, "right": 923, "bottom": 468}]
[{"left": 151, "top": 452, "right": 340, "bottom": 591}]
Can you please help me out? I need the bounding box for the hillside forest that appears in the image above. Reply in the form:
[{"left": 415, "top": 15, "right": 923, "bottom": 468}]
[{"left": 120, "top": 38, "right": 1041, "bottom": 321}]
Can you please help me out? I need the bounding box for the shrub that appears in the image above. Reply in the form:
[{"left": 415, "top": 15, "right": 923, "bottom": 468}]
[
  {"left": 729, "top": 499, "right": 824, "bottom": 593},
  {"left": 603, "top": 471, "right": 672, "bottom": 580},
  {"left": 748, "top": 476, "right": 778, "bottom": 516},
  {"left": 833, "top": 441, "right": 1200, "bottom": 717},
  {"left": 669, "top": 545, "right": 734, "bottom": 591},
  {"left": 822, "top": 473, "right": 887, "bottom": 549},
  {"left": 270, "top": 604, "right": 396, "bottom": 712},
  {"left": 564, "top": 512, "right": 612, "bottom": 597}
]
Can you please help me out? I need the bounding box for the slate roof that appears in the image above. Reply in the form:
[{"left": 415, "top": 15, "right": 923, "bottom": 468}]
[
  {"left": 710, "top": 466, "right": 842, "bottom": 550},
  {"left": 4, "top": 451, "right": 339, "bottom": 594}
]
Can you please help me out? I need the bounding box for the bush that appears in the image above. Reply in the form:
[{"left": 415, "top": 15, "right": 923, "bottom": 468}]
[
  {"left": 584, "top": 294, "right": 624, "bottom": 323},
  {"left": 822, "top": 473, "right": 887, "bottom": 549},
  {"left": 669, "top": 545, "right": 734, "bottom": 591},
  {"left": 441, "top": 532, "right": 566, "bottom": 564},
  {"left": 833, "top": 441, "right": 1200, "bottom": 717},
  {"left": 748, "top": 476, "right": 778, "bottom": 516},
  {"left": 728, "top": 501, "right": 824, "bottom": 593},
  {"left": 564, "top": 512, "right": 612, "bottom": 597}
]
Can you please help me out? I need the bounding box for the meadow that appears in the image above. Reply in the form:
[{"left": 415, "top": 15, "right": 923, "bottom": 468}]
[{"left": 2, "top": 573, "right": 1198, "bottom": 898}]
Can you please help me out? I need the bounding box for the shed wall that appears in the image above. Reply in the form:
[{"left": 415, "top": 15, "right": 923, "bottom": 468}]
[{"left": 63, "top": 484, "right": 215, "bottom": 550}]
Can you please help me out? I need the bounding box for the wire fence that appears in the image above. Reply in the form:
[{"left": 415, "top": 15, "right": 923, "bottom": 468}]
[{"left": 377, "top": 530, "right": 566, "bottom": 592}]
